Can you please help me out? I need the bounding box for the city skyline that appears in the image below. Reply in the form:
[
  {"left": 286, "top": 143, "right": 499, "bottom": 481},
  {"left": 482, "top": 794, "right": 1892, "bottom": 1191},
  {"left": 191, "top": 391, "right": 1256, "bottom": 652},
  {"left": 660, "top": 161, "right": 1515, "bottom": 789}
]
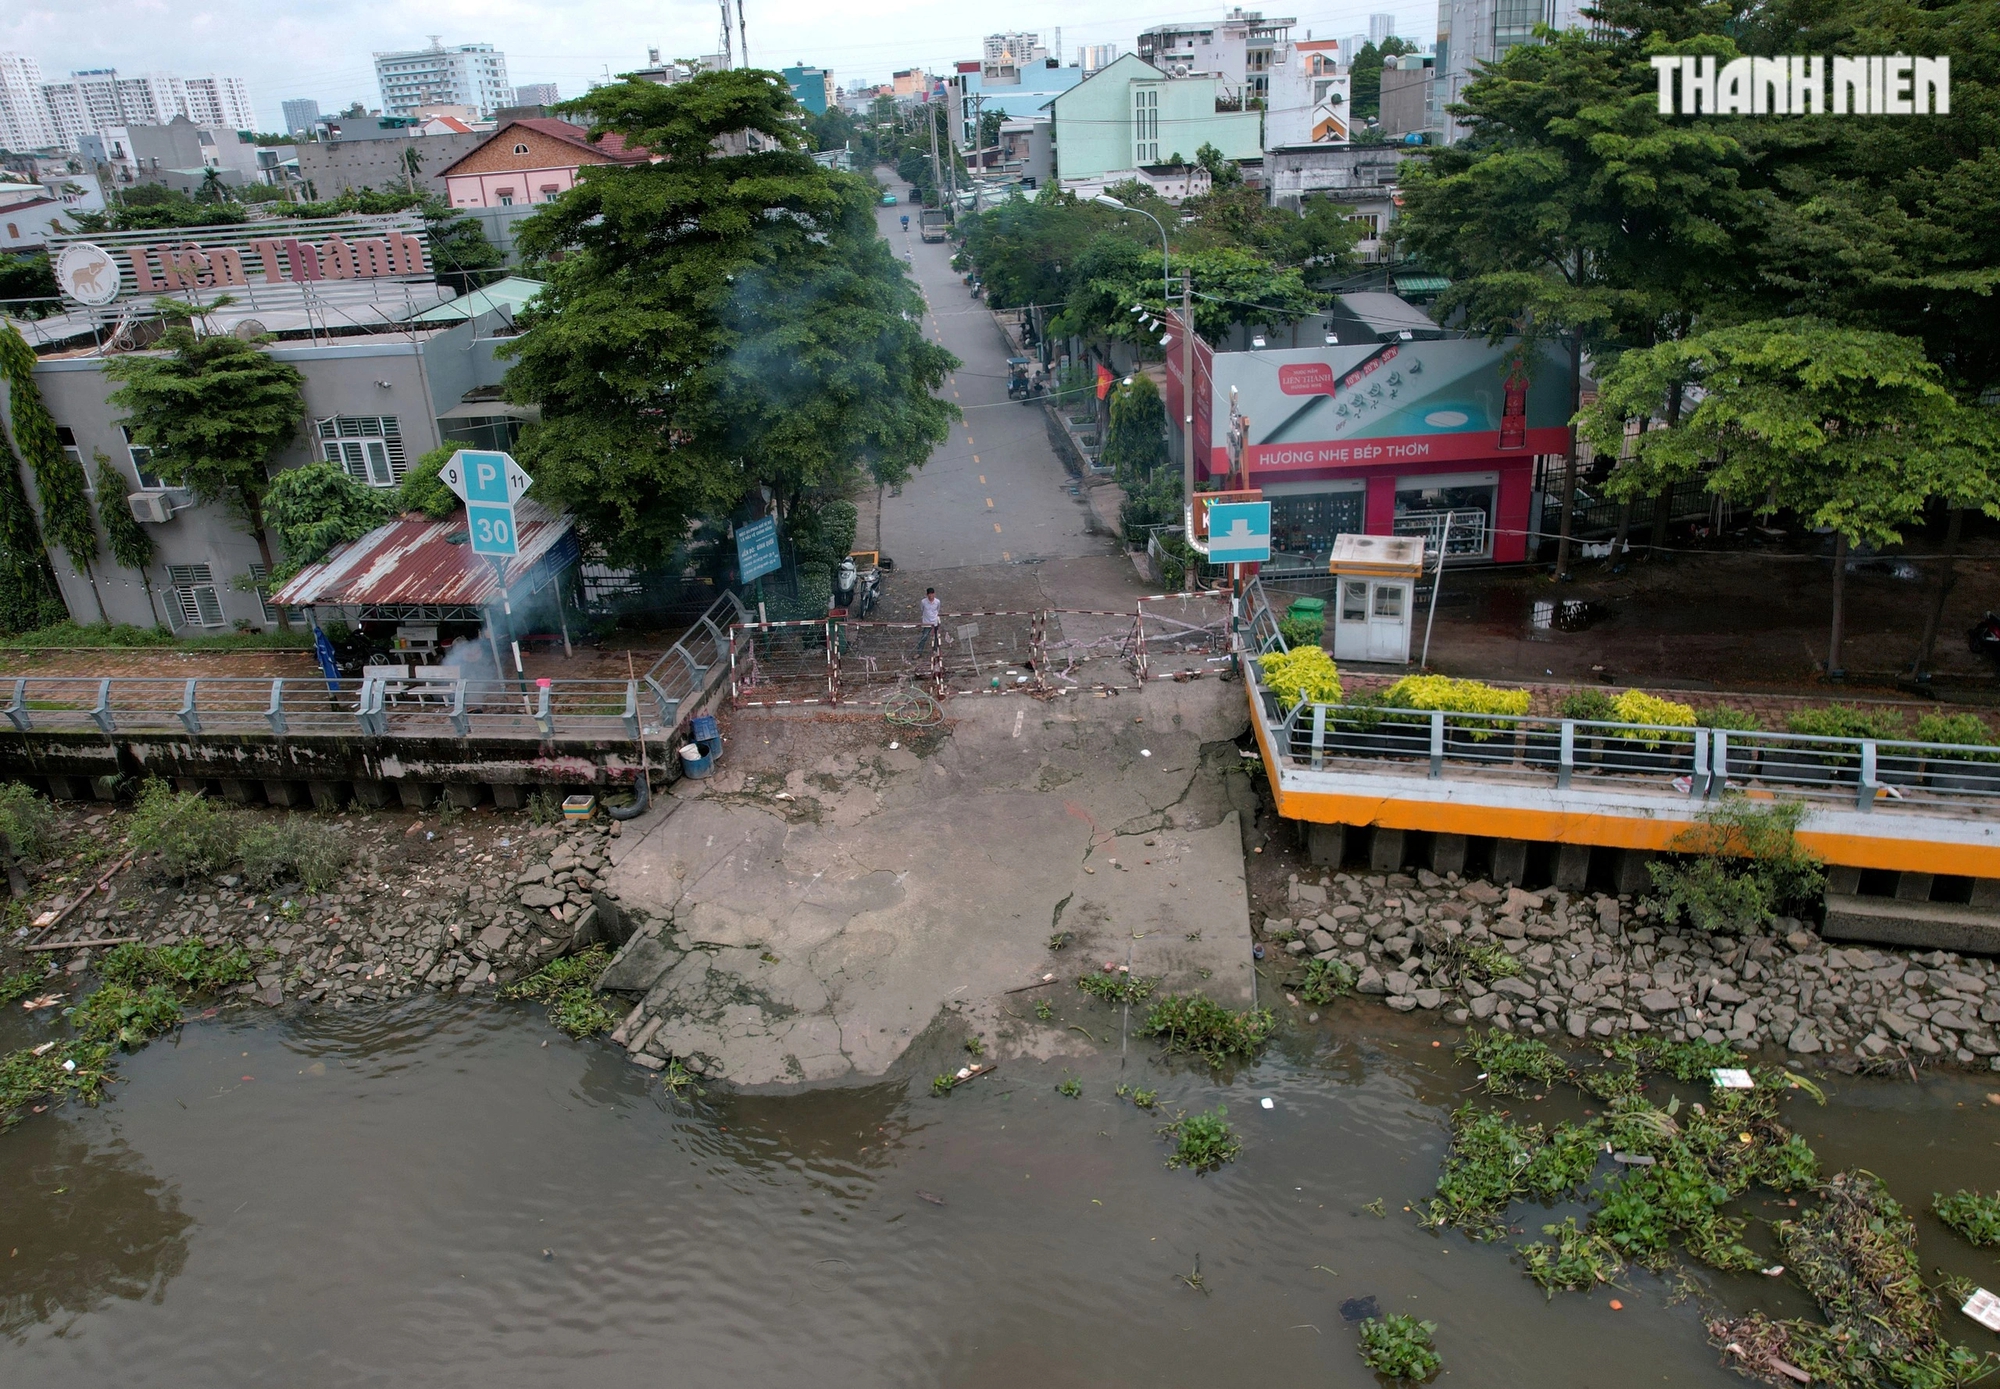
[{"left": 2, "top": 0, "right": 1431, "bottom": 132}]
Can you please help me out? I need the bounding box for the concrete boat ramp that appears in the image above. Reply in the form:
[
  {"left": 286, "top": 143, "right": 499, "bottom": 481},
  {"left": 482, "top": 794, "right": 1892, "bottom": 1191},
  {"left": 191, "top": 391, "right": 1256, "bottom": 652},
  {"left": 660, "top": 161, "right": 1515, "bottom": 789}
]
[{"left": 594, "top": 683, "right": 1259, "bottom": 1087}]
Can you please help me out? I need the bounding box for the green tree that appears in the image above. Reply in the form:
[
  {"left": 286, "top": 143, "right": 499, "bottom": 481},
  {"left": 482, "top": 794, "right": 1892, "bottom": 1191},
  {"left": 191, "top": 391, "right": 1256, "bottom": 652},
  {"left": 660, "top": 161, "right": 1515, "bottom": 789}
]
[
  {"left": 500, "top": 71, "right": 959, "bottom": 567},
  {"left": 260, "top": 461, "right": 398, "bottom": 581},
  {"left": 93, "top": 451, "right": 160, "bottom": 624},
  {"left": 1348, "top": 37, "right": 1421, "bottom": 122},
  {"left": 397, "top": 445, "right": 460, "bottom": 518},
  {"left": 0, "top": 339, "right": 66, "bottom": 634},
  {"left": 1101, "top": 374, "right": 1169, "bottom": 483},
  {"left": 1057, "top": 244, "right": 1319, "bottom": 348},
  {"left": 196, "top": 168, "right": 229, "bottom": 204},
  {"left": 0, "top": 253, "right": 60, "bottom": 319},
  {"left": 1579, "top": 319, "right": 2000, "bottom": 674},
  {"left": 72, "top": 187, "right": 248, "bottom": 233},
  {"left": 1194, "top": 141, "right": 1242, "bottom": 188},
  {"left": 0, "top": 323, "right": 103, "bottom": 619},
  {"left": 1396, "top": 25, "right": 1757, "bottom": 571},
  {"left": 105, "top": 327, "right": 306, "bottom": 606}
]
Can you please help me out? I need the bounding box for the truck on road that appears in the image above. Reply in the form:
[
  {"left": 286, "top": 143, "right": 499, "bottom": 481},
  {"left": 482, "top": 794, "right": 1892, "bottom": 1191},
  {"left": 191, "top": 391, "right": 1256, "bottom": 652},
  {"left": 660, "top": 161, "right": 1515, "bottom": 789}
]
[{"left": 920, "top": 208, "right": 948, "bottom": 242}]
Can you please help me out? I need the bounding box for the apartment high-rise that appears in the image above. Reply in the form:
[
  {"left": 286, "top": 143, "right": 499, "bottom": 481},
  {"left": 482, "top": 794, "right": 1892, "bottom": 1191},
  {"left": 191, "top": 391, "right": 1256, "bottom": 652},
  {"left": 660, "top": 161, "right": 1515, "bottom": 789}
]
[
  {"left": 0, "top": 53, "right": 57, "bottom": 150},
  {"left": 514, "top": 82, "right": 559, "bottom": 108},
  {"left": 40, "top": 67, "right": 255, "bottom": 147},
  {"left": 282, "top": 98, "right": 321, "bottom": 136},
  {"left": 1368, "top": 13, "right": 1398, "bottom": 43},
  {"left": 982, "top": 32, "right": 1048, "bottom": 78},
  {"left": 1077, "top": 44, "right": 1121, "bottom": 74},
  {"left": 373, "top": 42, "right": 512, "bottom": 119}
]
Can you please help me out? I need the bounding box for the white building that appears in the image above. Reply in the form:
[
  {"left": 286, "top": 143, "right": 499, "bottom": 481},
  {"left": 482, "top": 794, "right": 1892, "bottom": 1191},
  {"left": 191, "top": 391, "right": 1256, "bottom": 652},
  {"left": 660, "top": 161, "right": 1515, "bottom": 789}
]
[
  {"left": 282, "top": 98, "right": 321, "bottom": 136},
  {"left": 0, "top": 53, "right": 58, "bottom": 151},
  {"left": 1437, "top": 0, "right": 1587, "bottom": 141},
  {"left": 1077, "top": 44, "right": 1121, "bottom": 74},
  {"left": 514, "top": 83, "right": 559, "bottom": 108},
  {"left": 39, "top": 67, "right": 255, "bottom": 148},
  {"left": 1369, "top": 13, "right": 1398, "bottom": 43},
  {"left": 374, "top": 42, "right": 512, "bottom": 119},
  {"left": 982, "top": 32, "right": 1049, "bottom": 77},
  {"left": 1135, "top": 8, "right": 1295, "bottom": 105},
  {"left": 1266, "top": 39, "right": 1351, "bottom": 147}
]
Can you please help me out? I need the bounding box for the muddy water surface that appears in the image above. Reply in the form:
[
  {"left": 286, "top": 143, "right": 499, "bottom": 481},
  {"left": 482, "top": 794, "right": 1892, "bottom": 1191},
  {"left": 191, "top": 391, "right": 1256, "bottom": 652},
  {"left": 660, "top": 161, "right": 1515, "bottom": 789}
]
[{"left": 3, "top": 1001, "right": 1997, "bottom": 1387}]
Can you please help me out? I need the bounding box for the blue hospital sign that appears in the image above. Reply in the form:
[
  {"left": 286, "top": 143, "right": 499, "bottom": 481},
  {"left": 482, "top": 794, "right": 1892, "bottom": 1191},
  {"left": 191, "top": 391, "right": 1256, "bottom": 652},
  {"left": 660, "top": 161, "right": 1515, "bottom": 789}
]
[{"left": 1206, "top": 501, "right": 1272, "bottom": 563}]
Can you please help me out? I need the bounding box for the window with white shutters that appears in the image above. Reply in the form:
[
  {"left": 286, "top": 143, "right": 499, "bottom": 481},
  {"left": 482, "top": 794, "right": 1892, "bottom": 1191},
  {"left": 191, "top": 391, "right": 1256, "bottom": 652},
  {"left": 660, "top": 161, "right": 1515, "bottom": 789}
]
[
  {"left": 314, "top": 416, "right": 406, "bottom": 487},
  {"left": 247, "top": 561, "right": 285, "bottom": 625},
  {"left": 167, "top": 563, "right": 224, "bottom": 628}
]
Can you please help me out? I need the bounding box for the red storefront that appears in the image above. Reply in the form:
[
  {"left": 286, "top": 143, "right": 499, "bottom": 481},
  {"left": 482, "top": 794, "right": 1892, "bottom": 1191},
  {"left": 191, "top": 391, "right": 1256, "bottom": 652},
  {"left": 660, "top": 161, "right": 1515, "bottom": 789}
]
[{"left": 1163, "top": 318, "right": 1573, "bottom": 564}]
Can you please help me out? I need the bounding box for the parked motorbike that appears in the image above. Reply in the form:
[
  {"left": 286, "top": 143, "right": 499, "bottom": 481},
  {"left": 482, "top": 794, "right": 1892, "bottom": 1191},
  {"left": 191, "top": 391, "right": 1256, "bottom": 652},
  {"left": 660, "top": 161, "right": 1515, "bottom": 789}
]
[
  {"left": 1969, "top": 611, "right": 2000, "bottom": 667},
  {"left": 833, "top": 556, "right": 883, "bottom": 620}
]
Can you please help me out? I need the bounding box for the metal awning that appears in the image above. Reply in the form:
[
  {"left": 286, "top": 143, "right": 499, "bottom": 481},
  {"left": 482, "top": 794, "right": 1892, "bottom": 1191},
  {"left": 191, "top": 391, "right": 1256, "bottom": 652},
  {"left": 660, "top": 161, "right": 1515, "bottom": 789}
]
[
  {"left": 271, "top": 497, "right": 578, "bottom": 609},
  {"left": 436, "top": 399, "right": 539, "bottom": 421},
  {"left": 1393, "top": 273, "right": 1451, "bottom": 294}
]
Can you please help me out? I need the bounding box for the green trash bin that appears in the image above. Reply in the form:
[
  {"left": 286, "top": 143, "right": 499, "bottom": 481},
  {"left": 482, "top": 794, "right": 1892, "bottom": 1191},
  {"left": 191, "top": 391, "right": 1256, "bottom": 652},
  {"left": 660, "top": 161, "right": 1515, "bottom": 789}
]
[{"left": 1287, "top": 596, "right": 1326, "bottom": 621}]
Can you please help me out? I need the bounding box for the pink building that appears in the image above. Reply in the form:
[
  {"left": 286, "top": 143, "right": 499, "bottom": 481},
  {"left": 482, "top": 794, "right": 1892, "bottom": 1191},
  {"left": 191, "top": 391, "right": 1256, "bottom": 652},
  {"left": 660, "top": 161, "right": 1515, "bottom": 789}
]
[{"left": 437, "top": 118, "right": 649, "bottom": 210}]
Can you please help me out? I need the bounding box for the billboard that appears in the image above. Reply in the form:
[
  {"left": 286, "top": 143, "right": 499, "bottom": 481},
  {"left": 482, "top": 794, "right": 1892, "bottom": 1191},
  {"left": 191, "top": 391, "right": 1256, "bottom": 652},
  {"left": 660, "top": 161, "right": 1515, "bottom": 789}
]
[
  {"left": 1202, "top": 338, "right": 1574, "bottom": 477},
  {"left": 45, "top": 216, "right": 432, "bottom": 308}
]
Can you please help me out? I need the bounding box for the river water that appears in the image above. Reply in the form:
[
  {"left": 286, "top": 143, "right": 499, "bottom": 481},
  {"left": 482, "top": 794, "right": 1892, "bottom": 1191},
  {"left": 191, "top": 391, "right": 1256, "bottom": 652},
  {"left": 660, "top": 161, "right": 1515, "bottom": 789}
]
[{"left": 3, "top": 1000, "right": 1997, "bottom": 1387}]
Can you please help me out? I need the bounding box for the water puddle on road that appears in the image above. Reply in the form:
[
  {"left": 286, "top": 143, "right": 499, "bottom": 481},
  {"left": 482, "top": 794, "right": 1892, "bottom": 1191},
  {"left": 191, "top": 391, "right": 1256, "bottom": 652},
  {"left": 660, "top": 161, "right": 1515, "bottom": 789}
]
[{"left": 1, "top": 1001, "right": 1996, "bottom": 1387}]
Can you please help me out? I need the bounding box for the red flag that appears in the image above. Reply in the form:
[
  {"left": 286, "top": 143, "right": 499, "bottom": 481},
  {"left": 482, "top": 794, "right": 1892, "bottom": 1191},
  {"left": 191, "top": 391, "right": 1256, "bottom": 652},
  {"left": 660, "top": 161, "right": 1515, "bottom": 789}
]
[{"left": 1096, "top": 364, "right": 1114, "bottom": 400}]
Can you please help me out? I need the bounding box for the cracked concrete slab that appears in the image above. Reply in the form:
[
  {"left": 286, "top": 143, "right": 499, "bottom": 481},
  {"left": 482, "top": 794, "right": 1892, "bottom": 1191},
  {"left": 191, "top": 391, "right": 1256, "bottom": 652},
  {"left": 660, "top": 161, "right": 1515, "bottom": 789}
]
[{"left": 598, "top": 680, "right": 1256, "bottom": 1087}]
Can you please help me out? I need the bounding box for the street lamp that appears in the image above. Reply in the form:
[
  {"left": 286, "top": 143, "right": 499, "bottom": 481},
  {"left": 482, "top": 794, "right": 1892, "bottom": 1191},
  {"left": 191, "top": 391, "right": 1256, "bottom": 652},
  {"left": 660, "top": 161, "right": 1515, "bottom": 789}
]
[{"left": 1093, "top": 192, "right": 1170, "bottom": 307}]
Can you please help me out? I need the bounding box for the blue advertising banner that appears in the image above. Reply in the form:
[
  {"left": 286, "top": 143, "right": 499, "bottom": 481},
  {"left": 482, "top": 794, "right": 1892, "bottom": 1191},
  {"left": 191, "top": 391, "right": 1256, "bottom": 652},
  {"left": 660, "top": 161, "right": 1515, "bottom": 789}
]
[
  {"left": 312, "top": 624, "right": 341, "bottom": 691},
  {"left": 736, "top": 516, "right": 782, "bottom": 583}
]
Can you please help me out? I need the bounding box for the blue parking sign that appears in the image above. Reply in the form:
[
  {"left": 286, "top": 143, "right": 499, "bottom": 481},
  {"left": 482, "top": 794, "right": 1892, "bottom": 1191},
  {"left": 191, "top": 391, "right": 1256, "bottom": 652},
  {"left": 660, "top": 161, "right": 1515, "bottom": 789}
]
[
  {"left": 1207, "top": 501, "right": 1272, "bottom": 563},
  {"left": 466, "top": 502, "right": 518, "bottom": 557}
]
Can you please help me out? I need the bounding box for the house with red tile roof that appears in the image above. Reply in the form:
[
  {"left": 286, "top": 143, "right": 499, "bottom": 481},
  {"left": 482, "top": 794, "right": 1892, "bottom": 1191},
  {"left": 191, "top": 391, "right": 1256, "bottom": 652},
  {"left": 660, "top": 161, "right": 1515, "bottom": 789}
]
[{"left": 437, "top": 118, "right": 651, "bottom": 209}]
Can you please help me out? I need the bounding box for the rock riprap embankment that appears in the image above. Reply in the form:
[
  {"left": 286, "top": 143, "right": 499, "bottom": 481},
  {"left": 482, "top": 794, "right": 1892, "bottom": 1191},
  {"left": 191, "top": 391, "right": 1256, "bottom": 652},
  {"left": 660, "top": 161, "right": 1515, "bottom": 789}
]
[
  {"left": 1262, "top": 869, "right": 2000, "bottom": 1071},
  {"left": 21, "top": 814, "right": 620, "bottom": 1009}
]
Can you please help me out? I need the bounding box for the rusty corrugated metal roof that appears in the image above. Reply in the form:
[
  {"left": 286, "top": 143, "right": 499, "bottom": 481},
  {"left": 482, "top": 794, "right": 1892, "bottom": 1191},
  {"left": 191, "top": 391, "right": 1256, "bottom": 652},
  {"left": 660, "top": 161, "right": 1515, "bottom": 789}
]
[{"left": 270, "top": 498, "right": 574, "bottom": 608}]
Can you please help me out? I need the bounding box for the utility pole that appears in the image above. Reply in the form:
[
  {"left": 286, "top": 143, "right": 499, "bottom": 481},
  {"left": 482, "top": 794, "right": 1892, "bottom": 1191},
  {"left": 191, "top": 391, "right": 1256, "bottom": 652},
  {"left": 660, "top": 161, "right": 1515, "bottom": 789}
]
[
  {"left": 927, "top": 103, "right": 944, "bottom": 209},
  {"left": 717, "top": 0, "right": 733, "bottom": 68},
  {"left": 736, "top": 0, "right": 749, "bottom": 69},
  {"left": 1181, "top": 275, "right": 1196, "bottom": 592}
]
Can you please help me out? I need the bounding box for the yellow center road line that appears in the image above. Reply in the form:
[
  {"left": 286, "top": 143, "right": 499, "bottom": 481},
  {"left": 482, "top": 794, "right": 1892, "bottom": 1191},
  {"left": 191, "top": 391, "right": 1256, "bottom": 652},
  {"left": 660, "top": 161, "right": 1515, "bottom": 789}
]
[
  {"left": 1002, "top": 550, "right": 1011, "bottom": 560},
  {"left": 985, "top": 498, "right": 994, "bottom": 508},
  {"left": 978, "top": 475, "right": 986, "bottom": 484},
  {"left": 993, "top": 523, "right": 1003, "bottom": 534},
  {"left": 972, "top": 456, "right": 980, "bottom": 465}
]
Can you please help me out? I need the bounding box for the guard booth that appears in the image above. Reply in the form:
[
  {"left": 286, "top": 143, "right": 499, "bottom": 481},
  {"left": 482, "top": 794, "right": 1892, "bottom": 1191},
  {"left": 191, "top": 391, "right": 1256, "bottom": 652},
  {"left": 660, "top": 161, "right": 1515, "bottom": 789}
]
[{"left": 1327, "top": 533, "right": 1423, "bottom": 664}]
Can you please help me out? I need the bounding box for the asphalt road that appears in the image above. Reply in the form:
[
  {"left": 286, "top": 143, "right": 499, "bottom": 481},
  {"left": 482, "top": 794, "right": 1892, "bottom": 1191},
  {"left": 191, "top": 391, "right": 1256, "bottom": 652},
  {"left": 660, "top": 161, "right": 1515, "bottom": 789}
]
[{"left": 868, "top": 172, "right": 1110, "bottom": 596}]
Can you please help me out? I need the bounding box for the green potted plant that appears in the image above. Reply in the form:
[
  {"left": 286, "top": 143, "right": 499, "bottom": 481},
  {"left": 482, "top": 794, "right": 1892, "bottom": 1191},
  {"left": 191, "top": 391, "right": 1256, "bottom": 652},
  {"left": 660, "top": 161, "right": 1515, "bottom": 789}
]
[
  {"left": 1533, "top": 689, "right": 1617, "bottom": 770},
  {"left": 1914, "top": 712, "right": 2000, "bottom": 793},
  {"left": 1325, "top": 690, "right": 1430, "bottom": 759},
  {"left": 1773, "top": 705, "right": 1906, "bottom": 787}
]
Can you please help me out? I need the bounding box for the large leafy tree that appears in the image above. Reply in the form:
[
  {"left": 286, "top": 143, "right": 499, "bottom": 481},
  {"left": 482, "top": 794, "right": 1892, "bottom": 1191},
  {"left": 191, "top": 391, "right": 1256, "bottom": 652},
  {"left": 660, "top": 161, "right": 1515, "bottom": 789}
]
[
  {"left": 1, "top": 323, "right": 103, "bottom": 618},
  {"left": 1579, "top": 320, "right": 2000, "bottom": 674},
  {"left": 105, "top": 326, "right": 306, "bottom": 607},
  {"left": 1398, "top": 22, "right": 1762, "bottom": 572},
  {"left": 93, "top": 451, "right": 159, "bottom": 625},
  {"left": 261, "top": 461, "right": 398, "bottom": 582},
  {"left": 501, "top": 71, "right": 959, "bottom": 568}
]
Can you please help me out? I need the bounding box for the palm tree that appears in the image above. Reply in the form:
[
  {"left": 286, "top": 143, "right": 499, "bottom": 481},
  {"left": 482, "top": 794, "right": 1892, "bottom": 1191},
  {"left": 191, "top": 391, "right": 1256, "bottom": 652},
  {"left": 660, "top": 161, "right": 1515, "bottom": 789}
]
[{"left": 197, "top": 167, "right": 227, "bottom": 204}]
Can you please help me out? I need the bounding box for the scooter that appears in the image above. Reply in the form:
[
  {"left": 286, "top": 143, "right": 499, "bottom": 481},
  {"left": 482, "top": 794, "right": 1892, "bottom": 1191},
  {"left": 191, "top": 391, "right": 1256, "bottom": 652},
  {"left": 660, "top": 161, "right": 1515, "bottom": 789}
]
[{"left": 1969, "top": 611, "right": 2000, "bottom": 668}]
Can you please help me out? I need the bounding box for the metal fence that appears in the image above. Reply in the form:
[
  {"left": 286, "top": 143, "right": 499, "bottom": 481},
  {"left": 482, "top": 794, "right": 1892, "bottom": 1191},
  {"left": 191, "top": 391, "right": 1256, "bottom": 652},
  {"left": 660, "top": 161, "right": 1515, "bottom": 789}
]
[
  {"left": 1235, "top": 576, "right": 2000, "bottom": 816},
  {"left": 1258, "top": 699, "right": 2000, "bottom": 814},
  {"left": 2, "top": 674, "right": 659, "bottom": 742},
  {"left": 724, "top": 595, "right": 1240, "bottom": 708}
]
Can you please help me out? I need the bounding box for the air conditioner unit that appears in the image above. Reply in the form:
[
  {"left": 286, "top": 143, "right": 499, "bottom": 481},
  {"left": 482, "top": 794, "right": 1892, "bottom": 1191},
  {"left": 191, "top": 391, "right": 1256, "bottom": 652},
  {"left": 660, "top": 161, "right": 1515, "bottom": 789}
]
[{"left": 128, "top": 492, "right": 176, "bottom": 524}]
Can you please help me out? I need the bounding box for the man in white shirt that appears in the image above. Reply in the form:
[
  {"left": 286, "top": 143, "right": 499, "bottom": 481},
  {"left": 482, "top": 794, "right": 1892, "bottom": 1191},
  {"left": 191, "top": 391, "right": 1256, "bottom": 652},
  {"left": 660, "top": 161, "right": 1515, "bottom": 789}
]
[{"left": 918, "top": 587, "right": 942, "bottom": 652}]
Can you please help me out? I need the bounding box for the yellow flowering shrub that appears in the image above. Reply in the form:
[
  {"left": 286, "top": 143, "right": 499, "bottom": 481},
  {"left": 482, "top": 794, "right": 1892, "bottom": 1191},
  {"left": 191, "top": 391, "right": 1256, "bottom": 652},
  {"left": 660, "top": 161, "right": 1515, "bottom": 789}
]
[
  {"left": 1258, "top": 645, "right": 1343, "bottom": 710},
  {"left": 1381, "top": 675, "right": 1531, "bottom": 718},
  {"left": 1608, "top": 690, "right": 1696, "bottom": 746}
]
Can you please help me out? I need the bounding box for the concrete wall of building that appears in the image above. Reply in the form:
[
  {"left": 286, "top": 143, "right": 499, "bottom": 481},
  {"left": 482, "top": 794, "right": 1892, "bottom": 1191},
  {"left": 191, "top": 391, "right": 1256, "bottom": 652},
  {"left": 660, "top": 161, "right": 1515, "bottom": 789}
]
[
  {"left": 1380, "top": 62, "right": 1434, "bottom": 135},
  {"left": 1051, "top": 54, "right": 1262, "bottom": 183},
  {"left": 5, "top": 312, "right": 511, "bottom": 631},
  {"left": 297, "top": 131, "right": 484, "bottom": 199}
]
